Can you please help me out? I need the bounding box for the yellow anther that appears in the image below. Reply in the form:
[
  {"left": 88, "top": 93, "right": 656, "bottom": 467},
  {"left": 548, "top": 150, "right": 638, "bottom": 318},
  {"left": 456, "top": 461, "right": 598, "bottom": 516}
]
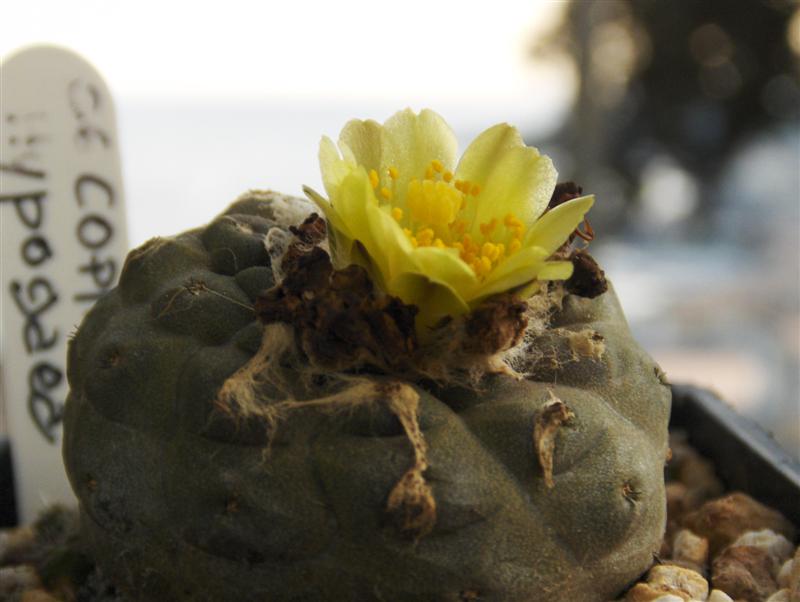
[
  {"left": 496, "top": 243, "right": 506, "bottom": 259},
  {"left": 369, "top": 169, "right": 379, "bottom": 189},
  {"left": 471, "top": 258, "right": 483, "bottom": 275},
  {"left": 403, "top": 228, "right": 412, "bottom": 237},
  {"left": 471, "top": 183, "right": 481, "bottom": 196},
  {"left": 381, "top": 186, "right": 393, "bottom": 200},
  {"left": 417, "top": 228, "right": 434, "bottom": 246},
  {"left": 431, "top": 159, "right": 444, "bottom": 173},
  {"left": 452, "top": 220, "right": 466, "bottom": 234},
  {"left": 434, "top": 238, "right": 445, "bottom": 249},
  {"left": 479, "top": 219, "right": 497, "bottom": 236},
  {"left": 482, "top": 242, "right": 498, "bottom": 261},
  {"left": 509, "top": 239, "right": 522, "bottom": 254},
  {"left": 453, "top": 242, "right": 464, "bottom": 252},
  {"left": 410, "top": 236, "right": 418, "bottom": 248},
  {"left": 480, "top": 256, "right": 492, "bottom": 273},
  {"left": 425, "top": 165, "right": 434, "bottom": 179},
  {"left": 392, "top": 207, "right": 404, "bottom": 221},
  {"left": 504, "top": 213, "right": 524, "bottom": 230},
  {"left": 443, "top": 171, "right": 453, "bottom": 182},
  {"left": 388, "top": 166, "right": 399, "bottom": 180}
]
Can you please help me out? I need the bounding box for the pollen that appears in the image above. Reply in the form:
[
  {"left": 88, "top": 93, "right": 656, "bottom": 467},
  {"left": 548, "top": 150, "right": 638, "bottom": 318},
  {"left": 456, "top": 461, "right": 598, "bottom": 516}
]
[
  {"left": 392, "top": 157, "right": 525, "bottom": 279},
  {"left": 369, "top": 169, "right": 380, "bottom": 189},
  {"left": 479, "top": 219, "right": 498, "bottom": 237}
]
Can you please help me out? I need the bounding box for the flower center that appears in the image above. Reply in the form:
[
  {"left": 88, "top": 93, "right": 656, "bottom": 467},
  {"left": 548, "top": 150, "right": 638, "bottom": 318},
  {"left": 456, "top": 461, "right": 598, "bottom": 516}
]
[{"left": 369, "top": 160, "right": 526, "bottom": 278}]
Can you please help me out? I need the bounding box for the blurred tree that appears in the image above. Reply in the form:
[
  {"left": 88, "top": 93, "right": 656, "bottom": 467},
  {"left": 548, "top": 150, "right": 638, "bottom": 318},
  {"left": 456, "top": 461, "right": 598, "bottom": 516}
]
[{"left": 537, "top": 0, "right": 799, "bottom": 236}]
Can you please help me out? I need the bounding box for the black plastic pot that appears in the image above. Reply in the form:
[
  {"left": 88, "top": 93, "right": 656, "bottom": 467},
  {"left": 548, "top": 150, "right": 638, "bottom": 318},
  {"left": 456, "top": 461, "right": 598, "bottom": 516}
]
[
  {"left": 671, "top": 384, "right": 800, "bottom": 526},
  {"left": 0, "top": 385, "right": 798, "bottom": 529},
  {"left": 0, "top": 436, "right": 17, "bottom": 528}
]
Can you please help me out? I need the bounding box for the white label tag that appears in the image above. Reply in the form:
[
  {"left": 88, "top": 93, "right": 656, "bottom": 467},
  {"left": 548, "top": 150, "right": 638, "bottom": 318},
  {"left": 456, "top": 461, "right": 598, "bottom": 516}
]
[{"left": 1, "top": 45, "right": 129, "bottom": 522}]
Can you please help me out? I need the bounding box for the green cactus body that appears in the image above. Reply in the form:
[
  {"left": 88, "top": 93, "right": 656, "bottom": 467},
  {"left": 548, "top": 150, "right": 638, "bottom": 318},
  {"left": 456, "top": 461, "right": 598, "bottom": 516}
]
[{"left": 64, "top": 191, "right": 670, "bottom": 602}]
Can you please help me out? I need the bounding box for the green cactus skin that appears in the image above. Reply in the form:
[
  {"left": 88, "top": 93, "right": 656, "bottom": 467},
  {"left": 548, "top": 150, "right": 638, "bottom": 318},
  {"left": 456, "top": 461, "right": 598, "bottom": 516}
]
[{"left": 63, "top": 191, "right": 671, "bottom": 602}]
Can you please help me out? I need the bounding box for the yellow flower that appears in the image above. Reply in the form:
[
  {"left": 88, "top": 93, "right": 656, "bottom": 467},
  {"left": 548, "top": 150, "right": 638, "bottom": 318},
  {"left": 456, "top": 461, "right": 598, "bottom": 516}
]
[{"left": 304, "top": 108, "right": 594, "bottom": 330}]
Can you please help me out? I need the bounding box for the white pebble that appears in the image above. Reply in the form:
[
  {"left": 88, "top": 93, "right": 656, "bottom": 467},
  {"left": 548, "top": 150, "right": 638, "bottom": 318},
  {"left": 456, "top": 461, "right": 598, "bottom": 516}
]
[
  {"left": 764, "top": 588, "right": 790, "bottom": 602},
  {"left": 732, "top": 529, "right": 795, "bottom": 564},
  {"left": 777, "top": 558, "right": 793, "bottom": 589},
  {"left": 673, "top": 529, "right": 709, "bottom": 567},
  {"left": 707, "top": 590, "right": 733, "bottom": 602}
]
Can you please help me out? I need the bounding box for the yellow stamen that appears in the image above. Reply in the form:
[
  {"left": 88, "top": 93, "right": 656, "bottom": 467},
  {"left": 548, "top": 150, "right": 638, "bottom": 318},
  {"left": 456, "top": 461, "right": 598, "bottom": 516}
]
[
  {"left": 388, "top": 166, "right": 399, "bottom": 180},
  {"left": 417, "top": 228, "right": 434, "bottom": 246},
  {"left": 479, "top": 219, "right": 497, "bottom": 236},
  {"left": 443, "top": 171, "right": 453, "bottom": 182},
  {"left": 471, "top": 183, "right": 481, "bottom": 196},
  {"left": 425, "top": 165, "right": 434, "bottom": 179},
  {"left": 509, "top": 239, "right": 521, "bottom": 254},
  {"left": 431, "top": 159, "right": 444, "bottom": 173},
  {"left": 369, "top": 169, "right": 379, "bottom": 189},
  {"left": 433, "top": 238, "right": 445, "bottom": 249},
  {"left": 392, "top": 207, "right": 404, "bottom": 221},
  {"left": 410, "top": 236, "right": 418, "bottom": 248},
  {"left": 380, "top": 186, "right": 393, "bottom": 200}
]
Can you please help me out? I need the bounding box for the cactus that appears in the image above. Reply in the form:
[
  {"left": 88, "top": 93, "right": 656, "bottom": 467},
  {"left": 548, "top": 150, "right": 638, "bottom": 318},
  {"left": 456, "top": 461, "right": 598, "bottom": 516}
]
[{"left": 64, "top": 191, "right": 671, "bottom": 602}]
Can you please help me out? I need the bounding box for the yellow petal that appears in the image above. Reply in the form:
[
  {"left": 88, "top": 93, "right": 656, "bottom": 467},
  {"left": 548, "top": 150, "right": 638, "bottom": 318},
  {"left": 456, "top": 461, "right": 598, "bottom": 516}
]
[
  {"left": 319, "top": 135, "right": 357, "bottom": 199},
  {"left": 524, "top": 195, "right": 595, "bottom": 255},
  {"left": 334, "top": 171, "right": 393, "bottom": 279},
  {"left": 380, "top": 108, "right": 458, "bottom": 205},
  {"left": 389, "top": 271, "right": 470, "bottom": 334},
  {"left": 409, "top": 246, "right": 479, "bottom": 301},
  {"left": 468, "top": 245, "right": 550, "bottom": 304},
  {"left": 339, "top": 118, "right": 383, "bottom": 175},
  {"left": 455, "top": 123, "right": 557, "bottom": 231},
  {"left": 537, "top": 260, "right": 574, "bottom": 280}
]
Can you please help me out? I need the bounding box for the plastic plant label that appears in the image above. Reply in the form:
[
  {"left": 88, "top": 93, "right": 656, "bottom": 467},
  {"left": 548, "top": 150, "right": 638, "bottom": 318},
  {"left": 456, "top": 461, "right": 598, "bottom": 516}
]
[{"left": 1, "top": 45, "right": 129, "bottom": 522}]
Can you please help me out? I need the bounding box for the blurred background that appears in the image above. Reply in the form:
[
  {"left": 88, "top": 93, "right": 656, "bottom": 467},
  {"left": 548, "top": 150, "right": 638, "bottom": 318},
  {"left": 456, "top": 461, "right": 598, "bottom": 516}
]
[{"left": 2, "top": 0, "right": 798, "bottom": 456}]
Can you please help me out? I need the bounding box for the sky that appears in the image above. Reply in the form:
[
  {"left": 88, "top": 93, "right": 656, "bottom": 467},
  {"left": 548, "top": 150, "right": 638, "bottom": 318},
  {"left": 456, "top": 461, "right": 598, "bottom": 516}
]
[
  {"left": 1, "top": 0, "right": 571, "bottom": 106},
  {"left": 2, "top": 0, "right": 577, "bottom": 246}
]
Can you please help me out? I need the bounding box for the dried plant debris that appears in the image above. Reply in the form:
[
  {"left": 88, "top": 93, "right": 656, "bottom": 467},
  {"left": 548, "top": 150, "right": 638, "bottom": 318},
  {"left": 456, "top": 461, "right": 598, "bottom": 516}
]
[
  {"left": 565, "top": 249, "right": 608, "bottom": 299},
  {"left": 533, "top": 393, "right": 576, "bottom": 489},
  {"left": 383, "top": 383, "right": 436, "bottom": 540},
  {"left": 463, "top": 294, "right": 528, "bottom": 354},
  {"left": 254, "top": 213, "right": 535, "bottom": 382}
]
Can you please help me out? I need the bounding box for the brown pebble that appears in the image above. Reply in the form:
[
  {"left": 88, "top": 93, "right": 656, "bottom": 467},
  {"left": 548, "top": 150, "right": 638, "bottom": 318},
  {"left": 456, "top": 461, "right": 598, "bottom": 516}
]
[
  {"left": 790, "top": 547, "right": 800, "bottom": 601},
  {"left": 673, "top": 529, "right": 710, "bottom": 569},
  {"left": 0, "top": 526, "right": 37, "bottom": 564},
  {"left": 712, "top": 545, "right": 778, "bottom": 602},
  {"left": 647, "top": 564, "right": 709, "bottom": 600},
  {"left": 21, "top": 589, "right": 62, "bottom": 602},
  {"left": 683, "top": 492, "right": 796, "bottom": 558},
  {"left": 624, "top": 583, "right": 690, "bottom": 601},
  {"left": 0, "top": 565, "right": 41, "bottom": 597}
]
